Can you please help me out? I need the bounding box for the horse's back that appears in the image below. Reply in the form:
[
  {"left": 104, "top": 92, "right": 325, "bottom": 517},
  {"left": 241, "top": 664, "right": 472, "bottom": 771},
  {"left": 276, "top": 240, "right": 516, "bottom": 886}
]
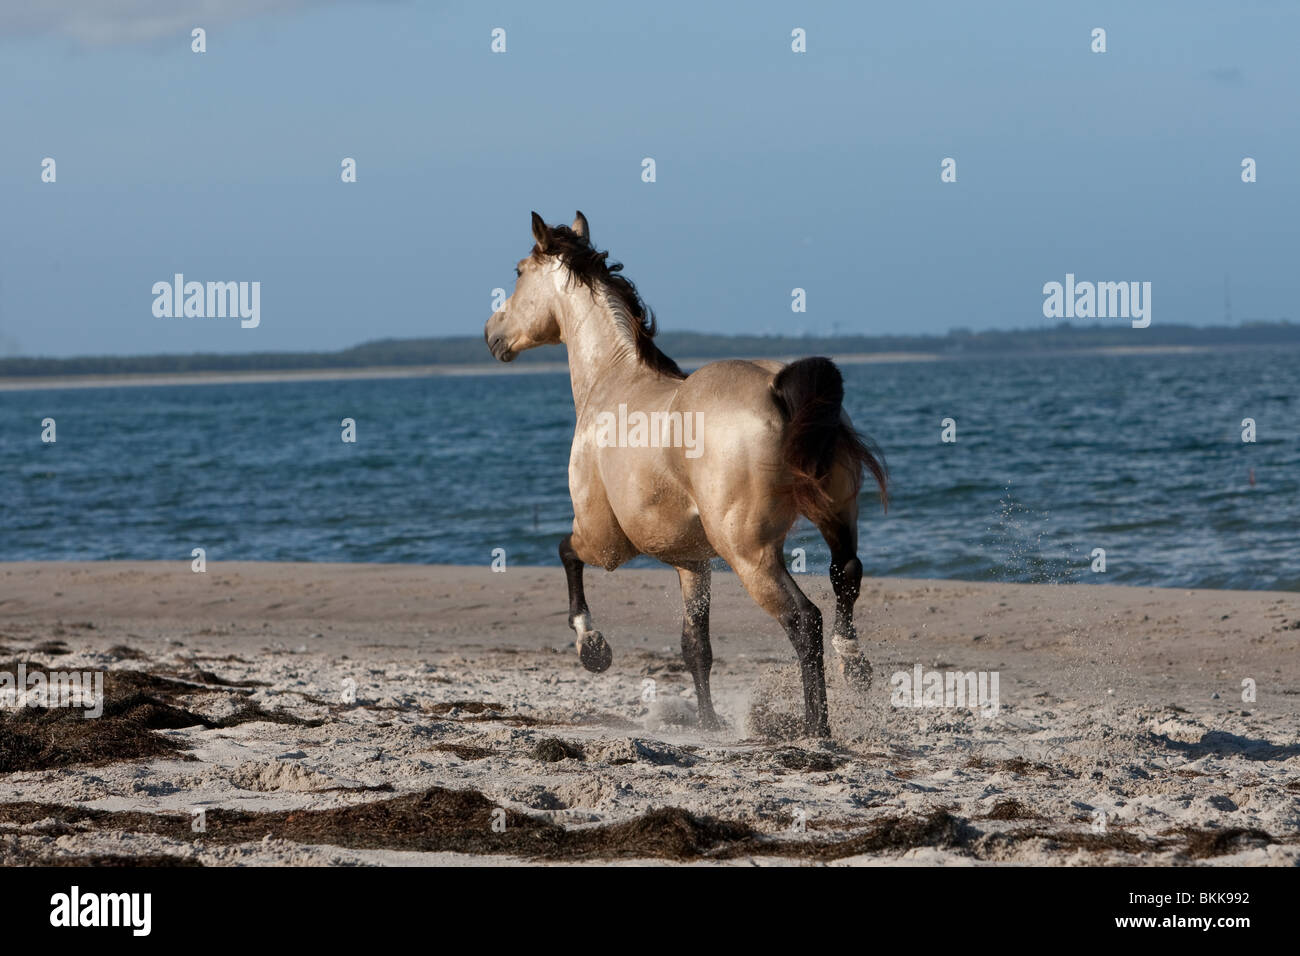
[{"left": 675, "top": 358, "right": 780, "bottom": 410}]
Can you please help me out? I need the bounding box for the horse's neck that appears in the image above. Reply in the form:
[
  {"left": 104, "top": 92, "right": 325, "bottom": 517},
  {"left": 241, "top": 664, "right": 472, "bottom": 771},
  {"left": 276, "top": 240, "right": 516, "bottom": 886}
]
[{"left": 561, "top": 286, "right": 659, "bottom": 416}]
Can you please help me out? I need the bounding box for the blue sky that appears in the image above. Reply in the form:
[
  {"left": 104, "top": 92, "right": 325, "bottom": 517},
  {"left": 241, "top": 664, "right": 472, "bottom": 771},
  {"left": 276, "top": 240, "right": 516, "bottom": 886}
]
[{"left": 2, "top": 0, "right": 1296, "bottom": 357}]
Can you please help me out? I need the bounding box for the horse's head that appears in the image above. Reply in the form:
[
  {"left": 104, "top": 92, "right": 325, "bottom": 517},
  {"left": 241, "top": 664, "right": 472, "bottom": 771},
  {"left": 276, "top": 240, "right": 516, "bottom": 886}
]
[{"left": 484, "top": 211, "right": 590, "bottom": 362}]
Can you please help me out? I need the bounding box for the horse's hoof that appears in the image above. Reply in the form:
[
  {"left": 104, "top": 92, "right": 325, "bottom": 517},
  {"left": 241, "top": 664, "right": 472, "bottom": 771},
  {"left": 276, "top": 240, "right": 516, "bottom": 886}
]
[
  {"left": 579, "top": 631, "right": 612, "bottom": 673},
  {"left": 838, "top": 653, "right": 873, "bottom": 692},
  {"left": 698, "top": 711, "right": 724, "bottom": 732},
  {"left": 806, "top": 720, "right": 832, "bottom": 739}
]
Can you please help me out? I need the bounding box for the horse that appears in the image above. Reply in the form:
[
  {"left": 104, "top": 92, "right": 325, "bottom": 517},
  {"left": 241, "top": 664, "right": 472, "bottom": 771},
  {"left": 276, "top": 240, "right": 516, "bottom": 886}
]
[{"left": 484, "top": 211, "right": 887, "bottom": 737}]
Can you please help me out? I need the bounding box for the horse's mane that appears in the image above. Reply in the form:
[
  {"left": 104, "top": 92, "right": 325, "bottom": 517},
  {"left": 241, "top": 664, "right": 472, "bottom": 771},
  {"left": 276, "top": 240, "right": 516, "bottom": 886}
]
[{"left": 535, "top": 225, "right": 685, "bottom": 380}]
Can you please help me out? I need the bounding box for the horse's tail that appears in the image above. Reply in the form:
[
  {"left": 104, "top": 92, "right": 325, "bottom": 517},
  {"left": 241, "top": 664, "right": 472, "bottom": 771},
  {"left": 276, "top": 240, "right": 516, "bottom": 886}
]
[{"left": 769, "top": 357, "right": 888, "bottom": 526}]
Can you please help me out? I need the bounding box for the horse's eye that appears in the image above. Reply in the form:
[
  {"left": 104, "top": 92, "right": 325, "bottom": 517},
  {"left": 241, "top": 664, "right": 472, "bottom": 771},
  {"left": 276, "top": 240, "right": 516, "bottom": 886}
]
[{"left": 515, "top": 268, "right": 522, "bottom": 278}]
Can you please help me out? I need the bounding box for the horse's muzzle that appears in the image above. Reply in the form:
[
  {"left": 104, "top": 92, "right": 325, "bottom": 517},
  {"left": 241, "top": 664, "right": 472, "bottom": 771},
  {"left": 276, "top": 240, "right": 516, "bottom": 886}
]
[{"left": 484, "top": 315, "right": 516, "bottom": 362}]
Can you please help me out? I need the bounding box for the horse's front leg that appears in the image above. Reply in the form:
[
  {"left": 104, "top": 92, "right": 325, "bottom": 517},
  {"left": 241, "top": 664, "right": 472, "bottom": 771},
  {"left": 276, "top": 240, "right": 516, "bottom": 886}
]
[
  {"left": 676, "top": 562, "right": 721, "bottom": 730},
  {"left": 559, "top": 533, "right": 612, "bottom": 672}
]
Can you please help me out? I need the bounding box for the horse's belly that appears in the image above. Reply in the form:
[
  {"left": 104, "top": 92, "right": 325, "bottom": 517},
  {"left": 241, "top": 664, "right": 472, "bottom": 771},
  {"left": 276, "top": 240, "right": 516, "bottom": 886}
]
[
  {"left": 623, "top": 501, "right": 714, "bottom": 564},
  {"left": 601, "top": 461, "right": 712, "bottom": 562}
]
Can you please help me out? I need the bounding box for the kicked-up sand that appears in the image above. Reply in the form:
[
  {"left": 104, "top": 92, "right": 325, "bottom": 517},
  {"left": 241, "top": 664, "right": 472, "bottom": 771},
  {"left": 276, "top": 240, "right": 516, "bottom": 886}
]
[{"left": 0, "top": 561, "right": 1297, "bottom": 866}]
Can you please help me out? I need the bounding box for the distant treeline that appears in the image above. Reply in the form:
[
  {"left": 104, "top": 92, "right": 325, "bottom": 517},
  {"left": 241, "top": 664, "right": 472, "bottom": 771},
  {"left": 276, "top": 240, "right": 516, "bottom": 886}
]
[{"left": 2, "top": 321, "right": 1297, "bottom": 378}]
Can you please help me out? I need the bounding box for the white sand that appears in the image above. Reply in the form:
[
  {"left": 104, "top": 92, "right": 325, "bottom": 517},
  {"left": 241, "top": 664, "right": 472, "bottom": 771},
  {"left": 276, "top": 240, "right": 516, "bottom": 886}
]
[{"left": 0, "top": 561, "right": 1296, "bottom": 865}]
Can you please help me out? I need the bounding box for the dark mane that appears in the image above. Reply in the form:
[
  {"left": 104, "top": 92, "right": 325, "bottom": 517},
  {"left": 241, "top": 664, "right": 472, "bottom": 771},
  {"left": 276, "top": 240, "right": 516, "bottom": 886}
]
[{"left": 536, "top": 225, "right": 685, "bottom": 379}]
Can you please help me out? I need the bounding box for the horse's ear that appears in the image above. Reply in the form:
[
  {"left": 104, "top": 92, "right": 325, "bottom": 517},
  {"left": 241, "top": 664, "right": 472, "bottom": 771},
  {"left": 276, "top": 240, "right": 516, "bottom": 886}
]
[
  {"left": 531, "top": 211, "right": 550, "bottom": 252},
  {"left": 572, "top": 210, "right": 590, "bottom": 243}
]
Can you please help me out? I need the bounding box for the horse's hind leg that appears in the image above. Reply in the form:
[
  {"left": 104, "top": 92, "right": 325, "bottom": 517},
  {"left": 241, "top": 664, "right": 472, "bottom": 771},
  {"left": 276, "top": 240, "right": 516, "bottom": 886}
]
[
  {"left": 814, "top": 498, "right": 872, "bottom": 691},
  {"left": 675, "top": 562, "right": 720, "bottom": 730},
  {"left": 559, "top": 534, "right": 612, "bottom": 673},
  {"left": 729, "top": 547, "right": 830, "bottom": 738}
]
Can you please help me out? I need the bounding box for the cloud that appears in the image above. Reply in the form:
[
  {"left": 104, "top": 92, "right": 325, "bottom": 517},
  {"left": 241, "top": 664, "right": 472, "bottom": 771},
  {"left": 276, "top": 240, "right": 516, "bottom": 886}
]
[{"left": 0, "top": 0, "right": 345, "bottom": 47}]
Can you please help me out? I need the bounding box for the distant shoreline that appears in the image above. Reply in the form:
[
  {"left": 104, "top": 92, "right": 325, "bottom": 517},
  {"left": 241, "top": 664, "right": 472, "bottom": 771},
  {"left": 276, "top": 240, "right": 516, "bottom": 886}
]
[{"left": 0, "top": 343, "right": 1258, "bottom": 392}]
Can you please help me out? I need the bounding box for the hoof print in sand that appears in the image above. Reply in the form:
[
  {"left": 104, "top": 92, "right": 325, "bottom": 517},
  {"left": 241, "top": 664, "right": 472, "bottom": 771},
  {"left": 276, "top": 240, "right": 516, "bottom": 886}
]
[{"left": 531, "top": 737, "right": 585, "bottom": 762}]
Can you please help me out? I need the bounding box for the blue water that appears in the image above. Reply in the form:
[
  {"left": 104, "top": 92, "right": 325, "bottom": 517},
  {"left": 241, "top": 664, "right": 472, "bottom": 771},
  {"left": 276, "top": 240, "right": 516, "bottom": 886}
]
[{"left": 2, "top": 347, "right": 1297, "bottom": 590}]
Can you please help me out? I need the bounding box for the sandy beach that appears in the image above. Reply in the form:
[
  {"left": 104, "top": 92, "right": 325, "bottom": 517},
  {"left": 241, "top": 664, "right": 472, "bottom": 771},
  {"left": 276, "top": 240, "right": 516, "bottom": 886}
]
[
  {"left": 0, "top": 354, "right": 944, "bottom": 392},
  {"left": 0, "top": 561, "right": 1296, "bottom": 865},
  {"left": 0, "top": 346, "right": 1230, "bottom": 392}
]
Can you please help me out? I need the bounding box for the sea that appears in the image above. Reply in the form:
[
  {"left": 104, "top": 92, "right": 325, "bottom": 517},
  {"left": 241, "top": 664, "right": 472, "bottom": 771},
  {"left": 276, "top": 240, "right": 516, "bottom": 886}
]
[{"left": 2, "top": 346, "right": 1297, "bottom": 591}]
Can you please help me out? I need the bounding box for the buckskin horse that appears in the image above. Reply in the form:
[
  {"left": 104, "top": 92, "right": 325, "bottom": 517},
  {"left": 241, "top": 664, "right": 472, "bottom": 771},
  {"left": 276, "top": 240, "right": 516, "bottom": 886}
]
[{"left": 484, "top": 212, "right": 887, "bottom": 736}]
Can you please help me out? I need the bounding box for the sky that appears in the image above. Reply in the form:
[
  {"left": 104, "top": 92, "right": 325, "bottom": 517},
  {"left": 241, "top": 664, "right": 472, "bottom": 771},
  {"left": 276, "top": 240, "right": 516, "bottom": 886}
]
[{"left": 1, "top": 0, "right": 1296, "bottom": 358}]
